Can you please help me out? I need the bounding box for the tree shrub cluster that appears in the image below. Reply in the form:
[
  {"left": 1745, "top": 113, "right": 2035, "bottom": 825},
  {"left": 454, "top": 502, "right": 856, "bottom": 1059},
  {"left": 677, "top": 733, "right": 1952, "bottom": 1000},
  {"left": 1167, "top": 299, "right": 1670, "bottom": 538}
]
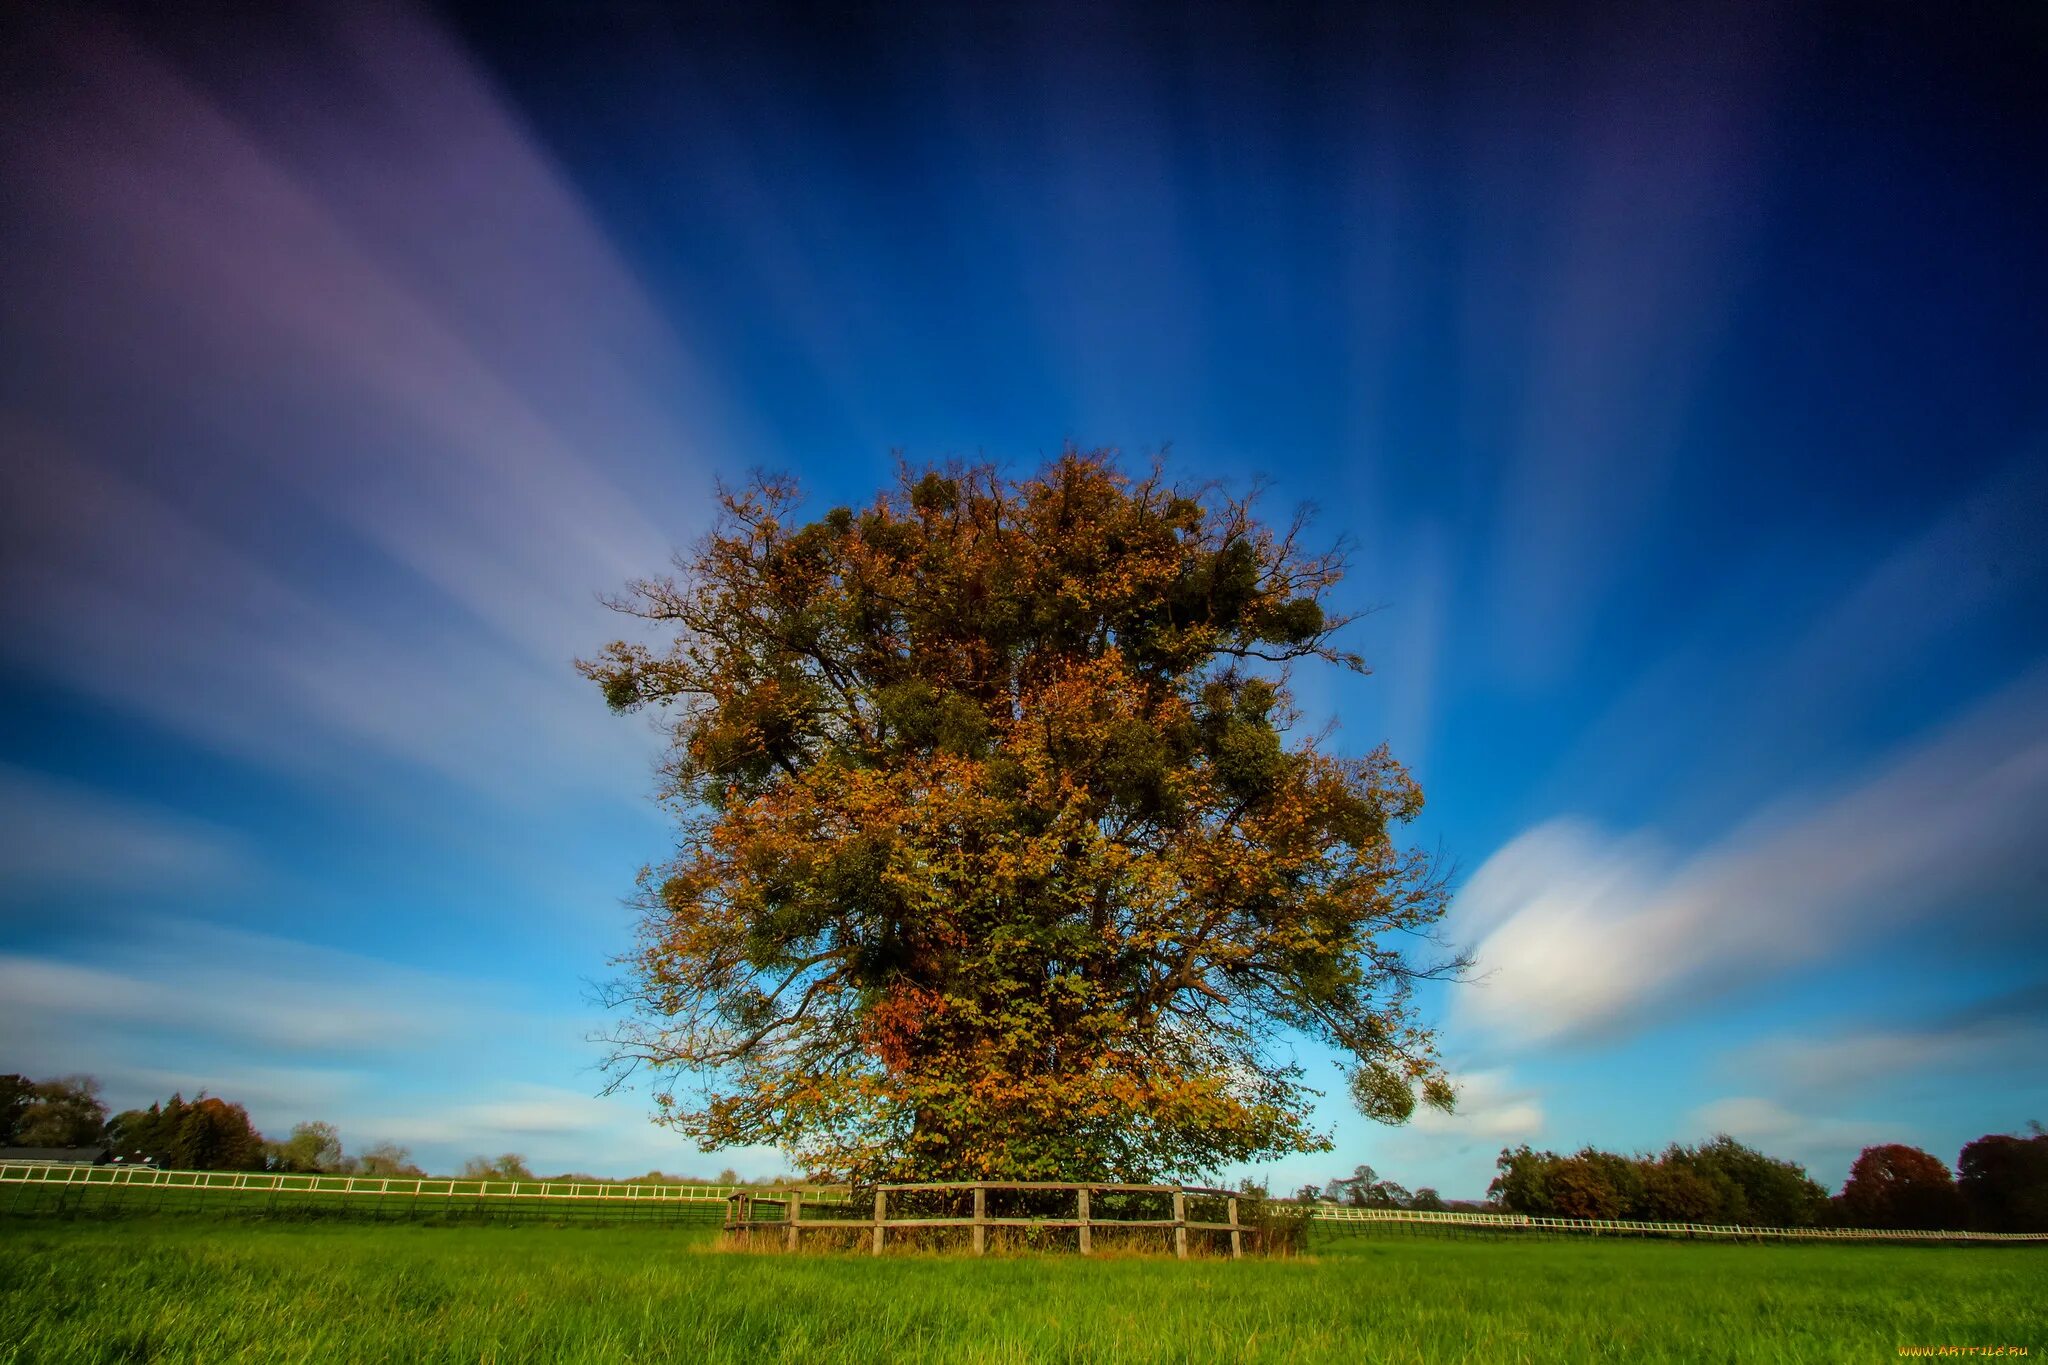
[
  {"left": 1958, "top": 1129, "right": 2048, "bottom": 1232},
  {"left": 2, "top": 1069, "right": 800, "bottom": 1183},
  {"left": 0, "top": 1073, "right": 108, "bottom": 1147},
  {"left": 1232, "top": 1179, "right": 1310, "bottom": 1255},
  {"left": 109, "top": 1094, "right": 268, "bottom": 1171},
  {"left": 460, "top": 1153, "right": 535, "bottom": 1181},
  {"left": 267, "top": 1120, "right": 425, "bottom": 1178},
  {"left": 2, "top": 1071, "right": 426, "bottom": 1176},
  {"left": 1487, "top": 1128, "right": 2048, "bottom": 1232},
  {"left": 1834, "top": 1143, "right": 1964, "bottom": 1230},
  {"left": 1292, "top": 1163, "right": 1455, "bottom": 1212},
  {"left": 1489, "top": 1137, "right": 1829, "bottom": 1226}
]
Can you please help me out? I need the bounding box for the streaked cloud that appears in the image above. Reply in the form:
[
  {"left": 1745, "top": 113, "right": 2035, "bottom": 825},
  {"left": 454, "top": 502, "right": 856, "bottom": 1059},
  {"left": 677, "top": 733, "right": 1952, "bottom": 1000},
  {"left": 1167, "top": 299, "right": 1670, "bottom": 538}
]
[
  {"left": 357, "top": 1085, "right": 633, "bottom": 1145},
  {"left": 1686, "top": 1096, "right": 1895, "bottom": 1178},
  {"left": 1728, "top": 983, "right": 2048, "bottom": 1098},
  {"left": 1482, "top": 5, "right": 1782, "bottom": 680},
  {"left": 1411, "top": 1068, "right": 1545, "bottom": 1141},
  {"left": 0, "top": 927, "right": 480, "bottom": 1056},
  {"left": 0, "top": 764, "right": 254, "bottom": 894},
  {"left": 1534, "top": 446, "right": 2048, "bottom": 831},
  {"left": 0, "top": 2, "right": 717, "bottom": 803},
  {"left": 349, "top": 1084, "right": 798, "bottom": 1177},
  {"left": 1453, "top": 664, "right": 2048, "bottom": 1045},
  {"left": 0, "top": 435, "right": 655, "bottom": 803},
  {"left": 0, "top": 928, "right": 748, "bottom": 1174}
]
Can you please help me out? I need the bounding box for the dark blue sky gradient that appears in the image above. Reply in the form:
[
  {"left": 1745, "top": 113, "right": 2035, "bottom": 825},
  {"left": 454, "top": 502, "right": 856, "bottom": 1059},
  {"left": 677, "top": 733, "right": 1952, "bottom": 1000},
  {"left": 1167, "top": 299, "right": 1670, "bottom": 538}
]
[{"left": 1, "top": 0, "right": 2043, "bottom": 1189}]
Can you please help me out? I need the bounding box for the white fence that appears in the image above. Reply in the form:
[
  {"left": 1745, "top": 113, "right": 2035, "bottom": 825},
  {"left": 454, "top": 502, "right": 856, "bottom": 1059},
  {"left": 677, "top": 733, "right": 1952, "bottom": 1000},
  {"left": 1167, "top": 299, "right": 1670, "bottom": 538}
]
[
  {"left": 1302, "top": 1202, "right": 2048, "bottom": 1242},
  {"left": 4, "top": 1164, "right": 2042, "bottom": 1242},
  {"left": 0, "top": 1160, "right": 808, "bottom": 1204}
]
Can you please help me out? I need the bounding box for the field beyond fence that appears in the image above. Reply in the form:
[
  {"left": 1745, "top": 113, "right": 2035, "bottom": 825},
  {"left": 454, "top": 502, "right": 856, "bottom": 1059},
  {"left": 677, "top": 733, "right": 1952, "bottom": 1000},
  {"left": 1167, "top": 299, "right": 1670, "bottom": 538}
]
[{"left": 5, "top": 1161, "right": 2046, "bottom": 1246}]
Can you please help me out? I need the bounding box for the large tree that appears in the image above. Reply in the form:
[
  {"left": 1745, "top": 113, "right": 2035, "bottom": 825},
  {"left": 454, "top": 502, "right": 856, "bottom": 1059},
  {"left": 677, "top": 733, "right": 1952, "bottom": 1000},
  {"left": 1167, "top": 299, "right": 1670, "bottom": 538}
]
[
  {"left": 1663, "top": 1135, "right": 1828, "bottom": 1227},
  {"left": 1837, "top": 1144, "right": 1963, "bottom": 1230},
  {"left": 1957, "top": 1128, "right": 2048, "bottom": 1233},
  {"left": 580, "top": 450, "right": 1462, "bottom": 1181},
  {"left": 13, "top": 1075, "right": 107, "bottom": 1147},
  {"left": 109, "top": 1093, "right": 265, "bottom": 1171},
  {"left": 0, "top": 1074, "right": 37, "bottom": 1145},
  {"left": 267, "top": 1120, "right": 344, "bottom": 1173}
]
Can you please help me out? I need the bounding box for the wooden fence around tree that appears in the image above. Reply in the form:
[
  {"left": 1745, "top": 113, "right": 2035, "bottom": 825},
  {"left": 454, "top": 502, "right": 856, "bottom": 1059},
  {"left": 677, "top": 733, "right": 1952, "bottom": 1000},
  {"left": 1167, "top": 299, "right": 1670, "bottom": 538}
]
[{"left": 723, "top": 1181, "right": 1249, "bottom": 1258}]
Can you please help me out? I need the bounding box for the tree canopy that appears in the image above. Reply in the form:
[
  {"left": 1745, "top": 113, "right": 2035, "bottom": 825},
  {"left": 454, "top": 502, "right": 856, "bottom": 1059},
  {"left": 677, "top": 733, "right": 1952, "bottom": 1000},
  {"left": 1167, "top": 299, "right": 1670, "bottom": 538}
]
[
  {"left": 580, "top": 449, "right": 1461, "bottom": 1182},
  {"left": 0, "top": 1074, "right": 33, "bottom": 1144},
  {"left": 1838, "top": 1143, "right": 1964, "bottom": 1230},
  {"left": 1958, "top": 1128, "right": 2048, "bottom": 1233},
  {"left": 1489, "top": 1138, "right": 1830, "bottom": 1226},
  {"left": 8, "top": 1075, "right": 107, "bottom": 1147},
  {"left": 109, "top": 1093, "right": 265, "bottom": 1171},
  {"left": 268, "top": 1121, "right": 343, "bottom": 1173}
]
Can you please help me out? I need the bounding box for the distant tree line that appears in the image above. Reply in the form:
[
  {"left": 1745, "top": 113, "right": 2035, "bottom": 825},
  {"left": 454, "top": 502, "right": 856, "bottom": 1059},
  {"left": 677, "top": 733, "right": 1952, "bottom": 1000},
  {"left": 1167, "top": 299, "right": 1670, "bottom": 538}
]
[
  {"left": 19, "top": 1067, "right": 2037, "bottom": 1225},
  {"left": 0, "top": 1073, "right": 108, "bottom": 1148},
  {"left": 1, "top": 1072, "right": 430, "bottom": 1177},
  {"left": 1288, "top": 1127, "right": 2048, "bottom": 1233},
  {"left": 1487, "top": 1137, "right": 1830, "bottom": 1226},
  {"left": 0, "top": 1071, "right": 809, "bottom": 1184},
  {"left": 1485, "top": 1129, "right": 2048, "bottom": 1232},
  {"left": 1291, "top": 1164, "right": 1472, "bottom": 1213}
]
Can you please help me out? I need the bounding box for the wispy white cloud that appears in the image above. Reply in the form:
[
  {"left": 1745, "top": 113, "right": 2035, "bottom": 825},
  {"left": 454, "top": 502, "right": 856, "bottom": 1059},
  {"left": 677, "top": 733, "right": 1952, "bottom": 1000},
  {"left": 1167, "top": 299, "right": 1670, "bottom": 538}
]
[
  {"left": 1530, "top": 445, "right": 2048, "bottom": 832},
  {"left": 348, "top": 1084, "right": 794, "bottom": 1177},
  {"left": 0, "top": 920, "right": 797, "bottom": 1176},
  {"left": 356, "top": 1084, "right": 632, "bottom": 1146},
  {"left": 0, "top": 764, "right": 254, "bottom": 894},
  {"left": 1452, "top": 664, "right": 2048, "bottom": 1045},
  {"left": 1375, "top": 523, "right": 1450, "bottom": 779},
  {"left": 0, "top": 927, "right": 481, "bottom": 1056},
  {"left": 0, "top": 3, "right": 720, "bottom": 803},
  {"left": 1328, "top": 1065, "right": 1545, "bottom": 1200},
  {"left": 4, "top": 4, "right": 702, "bottom": 622},
  {"left": 1726, "top": 984, "right": 2048, "bottom": 1098},
  {"left": 1685, "top": 1096, "right": 1895, "bottom": 1180},
  {"left": 88, "top": 1063, "right": 374, "bottom": 1119},
  {"left": 0, "top": 956, "right": 423, "bottom": 1055},
  {"left": 0, "top": 416, "right": 655, "bottom": 807},
  {"left": 1411, "top": 1068, "right": 1545, "bottom": 1141}
]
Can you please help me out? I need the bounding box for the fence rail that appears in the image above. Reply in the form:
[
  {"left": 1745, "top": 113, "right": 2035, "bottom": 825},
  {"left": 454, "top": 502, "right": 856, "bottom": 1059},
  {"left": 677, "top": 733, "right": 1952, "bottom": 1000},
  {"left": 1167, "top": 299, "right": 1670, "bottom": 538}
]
[
  {"left": 725, "top": 1181, "right": 1246, "bottom": 1258},
  {"left": 5, "top": 1163, "right": 2041, "bottom": 1244},
  {"left": 0, "top": 1161, "right": 827, "bottom": 1205},
  {"left": 1301, "top": 1203, "right": 2048, "bottom": 1242}
]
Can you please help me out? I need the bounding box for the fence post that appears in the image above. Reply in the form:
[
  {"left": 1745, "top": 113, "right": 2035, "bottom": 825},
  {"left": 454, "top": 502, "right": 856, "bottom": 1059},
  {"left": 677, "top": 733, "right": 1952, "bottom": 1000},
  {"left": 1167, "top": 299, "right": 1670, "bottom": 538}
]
[
  {"left": 1078, "top": 1187, "right": 1092, "bottom": 1256},
  {"left": 873, "top": 1188, "right": 886, "bottom": 1256},
  {"left": 1228, "top": 1196, "right": 1242, "bottom": 1260},
  {"left": 972, "top": 1184, "right": 987, "bottom": 1256},
  {"left": 786, "top": 1191, "right": 801, "bottom": 1253},
  {"left": 1173, "top": 1188, "right": 1188, "bottom": 1260}
]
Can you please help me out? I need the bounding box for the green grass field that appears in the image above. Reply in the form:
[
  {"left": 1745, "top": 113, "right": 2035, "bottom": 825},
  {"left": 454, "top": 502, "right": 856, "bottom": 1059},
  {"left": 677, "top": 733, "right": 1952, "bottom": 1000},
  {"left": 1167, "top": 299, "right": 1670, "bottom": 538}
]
[{"left": 2, "top": 1217, "right": 2042, "bottom": 1363}]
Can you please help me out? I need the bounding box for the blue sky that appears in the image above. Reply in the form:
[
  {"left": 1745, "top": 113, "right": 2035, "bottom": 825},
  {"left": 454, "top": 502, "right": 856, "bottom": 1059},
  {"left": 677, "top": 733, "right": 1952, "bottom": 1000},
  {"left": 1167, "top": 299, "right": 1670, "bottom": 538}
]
[{"left": 1, "top": 0, "right": 2044, "bottom": 1194}]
